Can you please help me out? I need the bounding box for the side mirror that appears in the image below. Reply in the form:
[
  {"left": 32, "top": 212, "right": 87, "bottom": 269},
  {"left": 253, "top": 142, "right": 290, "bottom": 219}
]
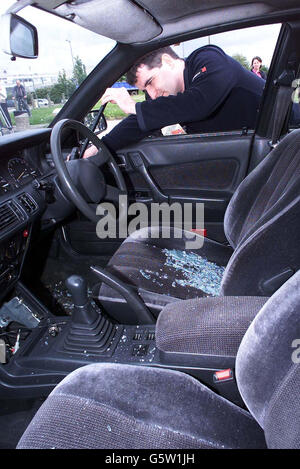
[
  {"left": 1, "top": 13, "right": 38, "bottom": 59},
  {"left": 84, "top": 110, "right": 108, "bottom": 135}
]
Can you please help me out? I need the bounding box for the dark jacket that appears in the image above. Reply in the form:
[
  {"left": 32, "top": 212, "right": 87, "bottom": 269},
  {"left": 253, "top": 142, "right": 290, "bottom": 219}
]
[
  {"left": 13, "top": 84, "right": 26, "bottom": 99},
  {"left": 103, "top": 45, "right": 265, "bottom": 151},
  {"left": 251, "top": 68, "right": 267, "bottom": 80}
]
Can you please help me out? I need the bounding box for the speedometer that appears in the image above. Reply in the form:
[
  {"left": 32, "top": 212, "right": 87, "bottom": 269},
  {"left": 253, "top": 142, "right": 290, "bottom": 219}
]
[{"left": 8, "top": 158, "right": 37, "bottom": 185}]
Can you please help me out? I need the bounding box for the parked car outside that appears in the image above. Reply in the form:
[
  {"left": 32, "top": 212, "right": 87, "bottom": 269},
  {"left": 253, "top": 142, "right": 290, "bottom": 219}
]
[{"left": 37, "top": 98, "right": 49, "bottom": 107}]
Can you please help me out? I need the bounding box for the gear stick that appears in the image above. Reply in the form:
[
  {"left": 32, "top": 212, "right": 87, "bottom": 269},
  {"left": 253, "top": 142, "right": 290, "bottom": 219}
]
[
  {"left": 63, "top": 274, "right": 121, "bottom": 356},
  {"left": 65, "top": 275, "right": 98, "bottom": 325}
]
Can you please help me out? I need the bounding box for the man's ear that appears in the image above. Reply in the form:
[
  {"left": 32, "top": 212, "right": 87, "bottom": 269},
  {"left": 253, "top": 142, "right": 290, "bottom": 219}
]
[{"left": 161, "top": 53, "right": 175, "bottom": 68}]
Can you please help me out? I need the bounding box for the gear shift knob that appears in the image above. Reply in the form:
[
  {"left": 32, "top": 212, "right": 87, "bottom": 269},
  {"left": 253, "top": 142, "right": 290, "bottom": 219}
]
[
  {"left": 65, "top": 275, "right": 88, "bottom": 307},
  {"left": 65, "top": 275, "right": 98, "bottom": 325},
  {"left": 64, "top": 273, "right": 118, "bottom": 356}
]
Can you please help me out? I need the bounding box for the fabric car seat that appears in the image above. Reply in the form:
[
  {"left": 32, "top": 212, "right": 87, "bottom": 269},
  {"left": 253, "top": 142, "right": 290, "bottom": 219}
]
[
  {"left": 17, "top": 270, "right": 300, "bottom": 449},
  {"left": 98, "top": 129, "right": 300, "bottom": 318}
]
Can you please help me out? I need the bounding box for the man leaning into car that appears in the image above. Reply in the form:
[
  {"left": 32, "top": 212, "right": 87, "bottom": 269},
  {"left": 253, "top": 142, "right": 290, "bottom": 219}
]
[{"left": 85, "top": 45, "right": 265, "bottom": 157}]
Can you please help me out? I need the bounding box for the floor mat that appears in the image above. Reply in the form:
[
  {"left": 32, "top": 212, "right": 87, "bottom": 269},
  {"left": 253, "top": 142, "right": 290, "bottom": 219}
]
[
  {"left": 39, "top": 257, "right": 99, "bottom": 316},
  {"left": 22, "top": 254, "right": 102, "bottom": 316}
]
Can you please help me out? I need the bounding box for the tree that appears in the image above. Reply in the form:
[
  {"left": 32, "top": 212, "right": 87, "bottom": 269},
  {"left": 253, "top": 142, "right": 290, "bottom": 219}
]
[
  {"left": 34, "top": 57, "right": 87, "bottom": 106},
  {"left": 72, "top": 56, "right": 87, "bottom": 86},
  {"left": 27, "top": 92, "right": 33, "bottom": 105},
  {"left": 261, "top": 64, "right": 269, "bottom": 75},
  {"left": 48, "top": 84, "right": 62, "bottom": 104},
  {"left": 48, "top": 69, "right": 76, "bottom": 103},
  {"left": 58, "top": 69, "right": 76, "bottom": 97},
  {"left": 232, "top": 53, "right": 250, "bottom": 70},
  {"left": 36, "top": 87, "right": 51, "bottom": 99}
]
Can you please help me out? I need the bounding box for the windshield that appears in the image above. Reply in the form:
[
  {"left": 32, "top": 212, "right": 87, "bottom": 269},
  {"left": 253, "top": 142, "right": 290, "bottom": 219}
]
[{"left": 0, "top": 0, "right": 115, "bottom": 137}]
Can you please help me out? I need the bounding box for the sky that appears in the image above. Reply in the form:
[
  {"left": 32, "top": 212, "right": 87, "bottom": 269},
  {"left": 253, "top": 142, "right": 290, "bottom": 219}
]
[
  {"left": 0, "top": 0, "right": 281, "bottom": 79},
  {"left": 0, "top": 0, "right": 116, "bottom": 77}
]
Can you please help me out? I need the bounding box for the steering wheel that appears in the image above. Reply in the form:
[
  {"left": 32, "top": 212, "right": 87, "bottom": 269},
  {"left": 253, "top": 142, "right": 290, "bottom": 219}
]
[{"left": 50, "top": 118, "right": 127, "bottom": 223}]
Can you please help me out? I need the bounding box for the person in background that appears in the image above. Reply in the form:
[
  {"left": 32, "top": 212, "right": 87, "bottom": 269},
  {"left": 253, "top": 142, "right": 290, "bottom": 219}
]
[
  {"left": 13, "top": 80, "right": 31, "bottom": 117},
  {"left": 0, "top": 81, "right": 12, "bottom": 129},
  {"left": 251, "top": 57, "right": 267, "bottom": 80}
]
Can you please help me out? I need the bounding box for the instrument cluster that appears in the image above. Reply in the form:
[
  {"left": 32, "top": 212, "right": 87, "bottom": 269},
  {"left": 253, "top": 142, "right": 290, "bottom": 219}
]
[{"left": 0, "top": 153, "right": 39, "bottom": 196}]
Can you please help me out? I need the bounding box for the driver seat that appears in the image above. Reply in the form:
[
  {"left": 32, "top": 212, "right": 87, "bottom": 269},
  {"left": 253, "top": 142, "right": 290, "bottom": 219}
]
[{"left": 98, "top": 129, "right": 300, "bottom": 320}]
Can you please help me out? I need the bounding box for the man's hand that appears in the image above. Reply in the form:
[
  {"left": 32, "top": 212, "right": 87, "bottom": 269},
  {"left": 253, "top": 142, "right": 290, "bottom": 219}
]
[
  {"left": 67, "top": 144, "right": 98, "bottom": 161},
  {"left": 82, "top": 144, "right": 98, "bottom": 159},
  {"left": 101, "top": 87, "right": 136, "bottom": 115},
  {"left": 80, "top": 86, "right": 137, "bottom": 159}
]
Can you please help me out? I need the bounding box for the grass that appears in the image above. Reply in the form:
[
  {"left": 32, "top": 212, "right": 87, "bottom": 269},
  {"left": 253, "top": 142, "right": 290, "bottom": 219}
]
[
  {"left": 8, "top": 92, "right": 145, "bottom": 127},
  {"left": 93, "top": 93, "right": 145, "bottom": 120},
  {"left": 9, "top": 105, "right": 63, "bottom": 126}
]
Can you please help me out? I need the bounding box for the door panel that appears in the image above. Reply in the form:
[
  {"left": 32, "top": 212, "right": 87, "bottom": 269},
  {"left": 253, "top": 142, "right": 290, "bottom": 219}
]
[{"left": 117, "top": 132, "right": 253, "bottom": 242}]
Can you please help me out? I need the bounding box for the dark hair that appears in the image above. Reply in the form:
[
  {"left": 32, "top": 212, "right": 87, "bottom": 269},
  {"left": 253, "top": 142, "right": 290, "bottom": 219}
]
[
  {"left": 251, "top": 56, "right": 262, "bottom": 67},
  {"left": 126, "top": 46, "right": 180, "bottom": 85}
]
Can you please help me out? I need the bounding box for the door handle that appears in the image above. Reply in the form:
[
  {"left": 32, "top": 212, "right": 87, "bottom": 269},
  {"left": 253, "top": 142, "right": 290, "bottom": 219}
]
[{"left": 128, "top": 152, "right": 168, "bottom": 203}]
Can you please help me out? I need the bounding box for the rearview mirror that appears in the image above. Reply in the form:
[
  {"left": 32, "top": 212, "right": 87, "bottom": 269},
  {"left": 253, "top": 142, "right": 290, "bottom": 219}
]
[{"left": 1, "top": 13, "right": 38, "bottom": 59}]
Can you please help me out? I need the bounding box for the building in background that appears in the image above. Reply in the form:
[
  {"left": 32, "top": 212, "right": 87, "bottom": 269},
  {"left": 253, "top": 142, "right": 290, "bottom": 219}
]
[{"left": 0, "top": 72, "right": 58, "bottom": 101}]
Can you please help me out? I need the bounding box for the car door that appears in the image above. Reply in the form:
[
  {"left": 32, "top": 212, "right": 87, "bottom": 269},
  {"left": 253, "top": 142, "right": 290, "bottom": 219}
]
[
  {"left": 116, "top": 130, "right": 253, "bottom": 243},
  {"left": 108, "top": 25, "right": 289, "bottom": 244},
  {"left": 63, "top": 23, "right": 291, "bottom": 256}
]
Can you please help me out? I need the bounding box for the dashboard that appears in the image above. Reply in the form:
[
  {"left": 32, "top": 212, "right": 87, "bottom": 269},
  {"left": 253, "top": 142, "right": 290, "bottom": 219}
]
[
  {"left": 0, "top": 153, "right": 41, "bottom": 196},
  {"left": 0, "top": 127, "right": 89, "bottom": 303},
  {"left": 0, "top": 129, "right": 54, "bottom": 196},
  {"left": 0, "top": 128, "right": 55, "bottom": 301}
]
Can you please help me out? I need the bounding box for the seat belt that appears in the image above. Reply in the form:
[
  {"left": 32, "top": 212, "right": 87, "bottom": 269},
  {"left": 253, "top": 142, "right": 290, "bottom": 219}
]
[{"left": 270, "top": 70, "right": 295, "bottom": 147}]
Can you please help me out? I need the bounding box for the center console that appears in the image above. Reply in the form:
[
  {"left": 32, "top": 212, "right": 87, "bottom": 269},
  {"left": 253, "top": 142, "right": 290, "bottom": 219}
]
[{"left": 0, "top": 277, "right": 268, "bottom": 408}]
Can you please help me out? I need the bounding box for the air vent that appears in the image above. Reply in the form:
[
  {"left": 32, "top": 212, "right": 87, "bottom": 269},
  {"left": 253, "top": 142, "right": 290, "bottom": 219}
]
[
  {"left": 0, "top": 202, "right": 23, "bottom": 232},
  {"left": 17, "top": 193, "right": 37, "bottom": 215}
]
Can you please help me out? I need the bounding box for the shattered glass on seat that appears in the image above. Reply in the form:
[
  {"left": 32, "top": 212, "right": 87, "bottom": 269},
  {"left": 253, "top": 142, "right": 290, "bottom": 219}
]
[
  {"left": 139, "top": 269, "right": 168, "bottom": 288},
  {"left": 138, "top": 249, "right": 225, "bottom": 297},
  {"left": 162, "top": 249, "right": 225, "bottom": 296}
]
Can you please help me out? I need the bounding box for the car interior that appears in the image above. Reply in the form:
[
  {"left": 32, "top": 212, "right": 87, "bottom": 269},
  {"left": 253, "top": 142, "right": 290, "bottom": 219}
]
[{"left": 0, "top": 0, "right": 299, "bottom": 449}]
